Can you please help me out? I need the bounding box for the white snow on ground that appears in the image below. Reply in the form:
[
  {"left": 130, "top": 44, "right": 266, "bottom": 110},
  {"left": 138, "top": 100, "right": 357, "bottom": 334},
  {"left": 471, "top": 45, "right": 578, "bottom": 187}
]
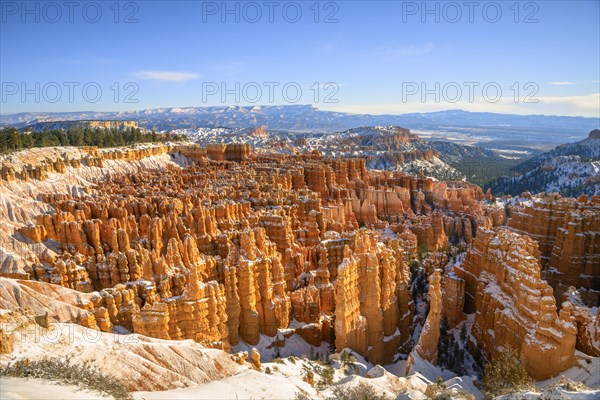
[
  {"left": 538, "top": 352, "right": 600, "bottom": 389},
  {"left": 0, "top": 377, "right": 111, "bottom": 399},
  {"left": 394, "top": 156, "right": 464, "bottom": 181},
  {"left": 497, "top": 388, "right": 600, "bottom": 400},
  {"left": 232, "top": 330, "right": 330, "bottom": 362},
  {"left": 384, "top": 358, "right": 408, "bottom": 376},
  {"left": 135, "top": 369, "right": 309, "bottom": 400},
  {"left": 133, "top": 347, "right": 490, "bottom": 400},
  {"left": 490, "top": 134, "right": 600, "bottom": 196},
  {"left": 405, "top": 351, "right": 462, "bottom": 382},
  {"left": 0, "top": 322, "right": 241, "bottom": 392}
]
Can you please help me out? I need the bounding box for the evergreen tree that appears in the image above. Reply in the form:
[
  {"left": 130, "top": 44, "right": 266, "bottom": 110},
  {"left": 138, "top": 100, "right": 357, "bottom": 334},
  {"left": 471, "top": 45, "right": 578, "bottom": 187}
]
[
  {"left": 482, "top": 347, "right": 533, "bottom": 396},
  {"left": 0, "top": 126, "right": 185, "bottom": 154}
]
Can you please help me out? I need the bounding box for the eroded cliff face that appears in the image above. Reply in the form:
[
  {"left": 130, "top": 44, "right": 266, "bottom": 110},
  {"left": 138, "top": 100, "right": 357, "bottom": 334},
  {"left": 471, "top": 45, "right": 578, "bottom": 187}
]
[
  {"left": 2, "top": 136, "right": 599, "bottom": 393},
  {"left": 15, "top": 141, "right": 583, "bottom": 377},
  {"left": 442, "top": 270, "right": 466, "bottom": 329},
  {"left": 414, "top": 270, "right": 442, "bottom": 364},
  {"left": 0, "top": 277, "right": 242, "bottom": 392},
  {"left": 333, "top": 230, "right": 412, "bottom": 364},
  {"left": 335, "top": 245, "right": 368, "bottom": 356},
  {"left": 206, "top": 143, "right": 250, "bottom": 162},
  {"left": 508, "top": 194, "right": 600, "bottom": 302},
  {"left": 3, "top": 143, "right": 502, "bottom": 364},
  {"left": 562, "top": 286, "right": 600, "bottom": 357},
  {"left": 0, "top": 144, "right": 172, "bottom": 183},
  {"left": 455, "top": 227, "right": 577, "bottom": 380}
]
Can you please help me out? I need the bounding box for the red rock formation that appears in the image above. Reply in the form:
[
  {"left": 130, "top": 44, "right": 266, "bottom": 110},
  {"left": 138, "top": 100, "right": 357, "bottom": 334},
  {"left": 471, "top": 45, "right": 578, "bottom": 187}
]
[
  {"left": 205, "top": 144, "right": 227, "bottom": 161},
  {"left": 397, "top": 228, "right": 418, "bottom": 263},
  {"left": 0, "top": 142, "right": 522, "bottom": 368},
  {"left": 251, "top": 347, "right": 261, "bottom": 370},
  {"left": 422, "top": 252, "right": 448, "bottom": 275},
  {"left": 414, "top": 270, "right": 442, "bottom": 364},
  {"left": 249, "top": 126, "right": 268, "bottom": 138},
  {"left": 334, "top": 245, "right": 368, "bottom": 356},
  {"left": 508, "top": 195, "right": 600, "bottom": 301},
  {"left": 224, "top": 143, "right": 250, "bottom": 162},
  {"left": 562, "top": 287, "right": 600, "bottom": 356},
  {"left": 456, "top": 227, "right": 577, "bottom": 380},
  {"left": 442, "top": 271, "right": 466, "bottom": 328},
  {"left": 333, "top": 230, "right": 412, "bottom": 364},
  {"left": 410, "top": 211, "right": 448, "bottom": 251}
]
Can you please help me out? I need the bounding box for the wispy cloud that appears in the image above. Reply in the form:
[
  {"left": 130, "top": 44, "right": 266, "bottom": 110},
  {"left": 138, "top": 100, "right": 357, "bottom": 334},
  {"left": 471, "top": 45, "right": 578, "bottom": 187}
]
[
  {"left": 537, "top": 93, "right": 600, "bottom": 110},
  {"left": 134, "top": 70, "right": 200, "bottom": 82},
  {"left": 547, "top": 81, "right": 576, "bottom": 85}
]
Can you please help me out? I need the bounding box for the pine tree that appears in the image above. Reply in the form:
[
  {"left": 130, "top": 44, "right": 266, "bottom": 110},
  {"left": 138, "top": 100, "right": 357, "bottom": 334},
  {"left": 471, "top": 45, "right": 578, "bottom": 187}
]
[
  {"left": 460, "top": 324, "right": 468, "bottom": 343},
  {"left": 482, "top": 347, "right": 533, "bottom": 396}
]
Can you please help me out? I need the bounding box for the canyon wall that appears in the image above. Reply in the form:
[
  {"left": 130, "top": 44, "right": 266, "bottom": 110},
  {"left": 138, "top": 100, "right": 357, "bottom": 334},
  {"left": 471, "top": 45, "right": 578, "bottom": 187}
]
[
  {"left": 508, "top": 195, "right": 600, "bottom": 302},
  {"left": 455, "top": 227, "right": 577, "bottom": 380},
  {"left": 0, "top": 141, "right": 529, "bottom": 369}
]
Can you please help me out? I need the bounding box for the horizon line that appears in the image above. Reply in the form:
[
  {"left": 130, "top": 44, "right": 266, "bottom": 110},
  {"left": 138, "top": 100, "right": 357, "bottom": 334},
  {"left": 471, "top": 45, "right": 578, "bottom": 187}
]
[{"left": 1, "top": 105, "right": 599, "bottom": 120}]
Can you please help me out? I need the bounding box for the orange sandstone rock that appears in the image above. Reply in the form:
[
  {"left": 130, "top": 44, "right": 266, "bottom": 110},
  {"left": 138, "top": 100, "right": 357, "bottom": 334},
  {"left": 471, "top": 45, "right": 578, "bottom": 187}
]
[
  {"left": 456, "top": 227, "right": 577, "bottom": 380},
  {"left": 414, "top": 270, "right": 442, "bottom": 364}
]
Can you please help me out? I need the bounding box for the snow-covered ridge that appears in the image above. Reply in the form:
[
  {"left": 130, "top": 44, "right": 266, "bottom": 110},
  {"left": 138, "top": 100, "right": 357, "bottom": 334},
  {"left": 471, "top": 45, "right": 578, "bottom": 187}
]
[
  {"left": 488, "top": 130, "right": 600, "bottom": 196},
  {"left": 175, "top": 125, "right": 511, "bottom": 182}
]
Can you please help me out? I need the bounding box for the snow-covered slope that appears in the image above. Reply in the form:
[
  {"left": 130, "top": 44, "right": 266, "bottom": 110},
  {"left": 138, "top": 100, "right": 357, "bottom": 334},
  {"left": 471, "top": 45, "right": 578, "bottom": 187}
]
[
  {"left": 488, "top": 130, "right": 600, "bottom": 196},
  {"left": 0, "top": 378, "right": 111, "bottom": 399},
  {"left": 177, "top": 125, "right": 518, "bottom": 182}
]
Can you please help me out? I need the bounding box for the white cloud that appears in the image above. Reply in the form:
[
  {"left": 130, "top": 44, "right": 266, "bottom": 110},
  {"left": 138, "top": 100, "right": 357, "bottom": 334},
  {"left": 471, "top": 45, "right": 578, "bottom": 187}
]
[
  {"left": 537, "top": 93, "right": 600, "bottom": 112},
  {"left": 134, "top": 71, "right": 199, "bottom": 82},
  {"left": 547, "top": 81, "right": 576, "bottom": 85}
]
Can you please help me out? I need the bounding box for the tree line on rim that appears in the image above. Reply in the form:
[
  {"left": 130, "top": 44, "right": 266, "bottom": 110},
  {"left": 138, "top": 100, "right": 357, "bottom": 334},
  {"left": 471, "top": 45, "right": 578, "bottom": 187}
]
[{"left": 0, "top": 126, "right": 186, "bottom": 153}]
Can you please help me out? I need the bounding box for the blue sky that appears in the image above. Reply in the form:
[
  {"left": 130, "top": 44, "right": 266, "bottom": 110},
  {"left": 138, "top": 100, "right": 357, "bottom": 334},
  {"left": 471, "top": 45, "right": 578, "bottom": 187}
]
[{"left": 1, "top": 0, "right": 599, "bottom": 116}]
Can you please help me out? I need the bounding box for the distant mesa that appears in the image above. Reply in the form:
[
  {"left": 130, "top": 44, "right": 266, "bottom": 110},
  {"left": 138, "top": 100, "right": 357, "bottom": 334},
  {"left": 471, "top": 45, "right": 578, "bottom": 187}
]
[
  {"left": 26, "top": 119, "right": 139, "bottom": 132},
  {"left": 589, "top": 129, "right": 600, "bottom": 139}
]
